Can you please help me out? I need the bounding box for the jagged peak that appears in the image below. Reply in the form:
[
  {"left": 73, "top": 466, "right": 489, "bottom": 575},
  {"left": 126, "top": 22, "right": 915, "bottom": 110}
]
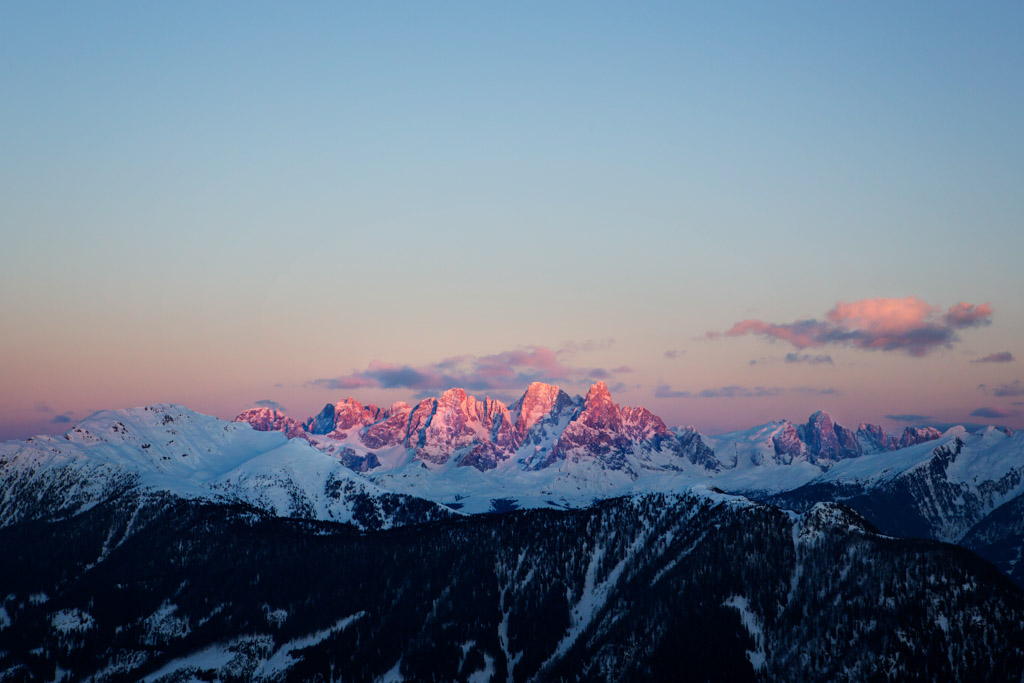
[
  {"left": 585, "top": 381, "right": 613, "bottom": 404},
  {"left": 806, "top": 410, "right": 834, "bottom": 426},
  {"left": 236, "top": 406, "right": 285, "bottom": 418},
  {"left": 524, "top": 380, "right": 560, "bottom": 396},
  {"left": 439, "top": 387, "right": 468, "bottom": 403}
]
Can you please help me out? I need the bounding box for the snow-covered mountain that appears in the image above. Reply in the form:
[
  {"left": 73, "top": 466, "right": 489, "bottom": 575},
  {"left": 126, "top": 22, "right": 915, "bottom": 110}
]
[
  {"left": 0, "top": 404, "right": 452, "bottom": 531},
  {"left": 705, "top": 411, "right": 940, "bottom": 473},
  {"left": 230, "top": 382, "right": 726, "bottom": 513},
  {"left": 5, "top": 389, "right": 1024, "bottom": 681},
  {"left": 233, "top": 382, "right": 945, "bottom": 512},
  {"left": 2, "top": 385, "right": 1018, "bottom": 552},
  {"left": 769, "top": 425, "right": 1024, "bottom": 544},
  {"left": 283, "top": 382, "right": 716, "bottom": 475}
]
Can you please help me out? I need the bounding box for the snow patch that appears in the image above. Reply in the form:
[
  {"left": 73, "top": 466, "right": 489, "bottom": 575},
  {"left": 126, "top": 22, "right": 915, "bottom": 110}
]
[
  {"left": 50, "top": 609, "right": 95, "bottom": 633},
  {"left": 724, "top": 595, "right": 766, "bottom": 671}
]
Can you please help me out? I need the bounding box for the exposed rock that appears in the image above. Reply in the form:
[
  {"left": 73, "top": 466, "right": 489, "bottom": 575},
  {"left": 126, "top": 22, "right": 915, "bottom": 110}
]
[
  {"left": 361, "top": 402, "right": 412, "bottom": 449},
  {"left": 410, "top": 389, "right": 515, "bottom": 468},
  {"left": 899, "top": 426, "right": 943, "bottom": 448},
  {"left": 233, "top": 407, "right": 307, "bottom": 440}
]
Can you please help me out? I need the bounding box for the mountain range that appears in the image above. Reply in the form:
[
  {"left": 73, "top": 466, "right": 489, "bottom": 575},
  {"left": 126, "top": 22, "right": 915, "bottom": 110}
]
[{"left": 3, "top": 382, "right": 1024, "bottom": 681}]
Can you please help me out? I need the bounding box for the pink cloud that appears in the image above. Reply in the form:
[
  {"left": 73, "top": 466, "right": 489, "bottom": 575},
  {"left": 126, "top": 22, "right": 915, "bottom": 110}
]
[
  {"left": 972, "top": 351, "right": 1014, "bottom": 364},
  {"left": 309, "top": 344, "right": 630, "bottom": 394},
  {"left": 944, "top": 302, "right": 993, "bottom": 328},
  {"left": 971, "top": 406, "right": 1018, "bottom": 419},
  {"left": 655, "top": 384, "right": 837, "bottom": 399},
  {"left": 712, "top": 297, "right": 992, "bottom": 357}
]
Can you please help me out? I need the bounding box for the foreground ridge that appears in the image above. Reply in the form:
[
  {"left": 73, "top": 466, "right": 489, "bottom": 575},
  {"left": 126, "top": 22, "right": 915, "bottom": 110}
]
[{"left": 2, "top": 491, "right": 1023, "bottom": 681}]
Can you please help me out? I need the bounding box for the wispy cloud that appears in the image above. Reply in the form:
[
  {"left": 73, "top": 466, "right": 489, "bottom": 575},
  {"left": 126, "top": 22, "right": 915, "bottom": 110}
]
[
  {"left": 971, "top": 406, "right": 1018, "bottom": 419},
  {"left": 784, "top": 352, "right": 834, "bottom": 365},
  {"left": 655, "top": 384, "right": 837, "bottom": 399},
  {"left": 555, "top": 338, "right": 615, "bottom": 356},
  {"left": 979, "top": 380, "right": 1024, "bottom": 397},
  {"left": 972, "top": 351, "right": 1015, "bottom": 364},
  {"left": 33, "top": 402, "right": 72, "bottom": 423},
  {"left": 664, "top": 350, "right": 682, "bottom": 359},
  {"left": 254, "top": 399, "right": 287, "bottom": 412},
  {"left": 885, "top": 413, "right": 932, "bottom": 422},
  {"left": 708, "top": 297, "right": 992, "bottom": 357},
  {"left": 309, "top": 343, "right": 627, "bottom": 394}
]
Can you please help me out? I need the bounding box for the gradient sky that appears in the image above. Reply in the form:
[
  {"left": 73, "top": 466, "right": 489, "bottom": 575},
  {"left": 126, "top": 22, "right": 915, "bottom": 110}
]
[{"left": 3, "top": 2, "right": 1023, "bottom": 440}]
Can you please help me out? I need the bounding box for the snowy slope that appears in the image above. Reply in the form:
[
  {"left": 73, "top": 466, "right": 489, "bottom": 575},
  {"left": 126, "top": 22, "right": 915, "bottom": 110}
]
[
  {"left": 0, "top": 404, "right": 452, "bottom": 530},
  {"left": 771, "top": 426, "right": 1024, "bottom": 543}
]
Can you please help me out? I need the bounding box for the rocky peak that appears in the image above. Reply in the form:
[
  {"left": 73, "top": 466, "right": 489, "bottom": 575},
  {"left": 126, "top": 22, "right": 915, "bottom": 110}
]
[
  {"left": 801, "top": 411, "right": 837, "bottom": 453},
  {"left": 234, "top": 407, "right": 307, "bottom": 440},
  {"left": 797, "top": 411, "right": 862, "bottom": 463},
  {"left": 512, "top": 382, "right": 563, "bottom": 434},
  {"left": 577, "top": 381, "right": 622, "bottom": 431},
  {"left": 387, "top": 402, "right": 410, "bottom": 416},
  {"left": 305, "top": 403, "right": 338, "bottom": 435},
  {"left": 404, "top": 390, "right": 515, "bottom": 468},
  {"left": 361, "top": 402, "right": 413, "bottom": 450},
  {"left": 332, "top": 397, "right": 382, "bottom": 432},
  {"left": 857, "top": 423, "right": 895, "bottom": 453},
  {"left": 899, "top": 426, "right": 942, "bottom": 448},
  {"left": 546, "top": 382, "right": 692, "bottom": 472},
  {"left": 772, "top": 422, "right": 806, "bottom": 462}
]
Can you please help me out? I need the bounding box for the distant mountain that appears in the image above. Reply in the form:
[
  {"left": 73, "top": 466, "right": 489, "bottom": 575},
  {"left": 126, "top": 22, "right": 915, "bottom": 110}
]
[
  {"left": 705, "top": 411, "right": 940, "bottom": 473},
  {"left": 766, "top": 425, "right": 1024, "bottom": 545},
  {"left": 236, "top": 383, "right": 942, "bottom": 511},
  {"left": 4, "top": 390, "right": 1024, "bottom": 680},
  {"left": 265, "top": 382, "right": 718, "bottom": 476},
  {"left": 0, "top": 404, "right": 451, "bottom": 531}
]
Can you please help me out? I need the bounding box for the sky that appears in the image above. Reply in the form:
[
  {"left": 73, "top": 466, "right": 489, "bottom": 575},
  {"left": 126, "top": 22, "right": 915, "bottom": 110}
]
[{"left": 2, "top": 2, "right": 1023, "bottom": 440}]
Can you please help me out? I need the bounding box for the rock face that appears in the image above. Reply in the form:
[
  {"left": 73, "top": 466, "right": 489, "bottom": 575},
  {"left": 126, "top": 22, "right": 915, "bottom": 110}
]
[
  {"left": 508, "top": 382, "right": 582, "bottom": 462},
  {"left": 770, "top": 411, "right": 942, "bottom": 465},
  {"left": 235, "top": 382, "right": 717, "bottom": 475},
  {"left": 361, "top": 402, "right": 412, "bottom": 449},
  {"left": 856, "top": 422, "right": 893, "bottom": 453},
  {"left": 548, "top": 382, "right": 633, "bottom": 467},
  {"left": 233, "top": 407, "right": 307, "bottom": 440},
  {"left": 304, "top": 398, "right": 383, "bottom": 438},
  {"left": 235, "top": 391, "right": 943, "bottom": 478},
  {"left": 796, "top": 410, "right": 861, "bottom": 463},
  {"left": 537, "top": 381, "right": 716, "bottom": 474},
  {"left": 407, "top": 389, "right": 516, "bottom": 469},
  {"left": 899, "top": 425, "right": 943, "bottom": 448}
]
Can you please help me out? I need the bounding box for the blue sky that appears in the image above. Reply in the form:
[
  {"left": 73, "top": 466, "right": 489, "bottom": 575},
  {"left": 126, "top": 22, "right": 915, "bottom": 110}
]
[{"left": 2, "top": 3, "right": 1022, "bottom": 439}]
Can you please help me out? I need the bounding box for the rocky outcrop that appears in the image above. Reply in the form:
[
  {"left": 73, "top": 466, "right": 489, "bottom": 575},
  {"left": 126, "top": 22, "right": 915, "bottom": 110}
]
[
  {"left": 796, "top": 411, "right": 861, "bottom": 463},
  {"left": 549, "top": 382, "right": 633, "bottom": 466},
  {"left": 856, "top": 422, "right": 894, "bottom": 453},
  {"left": 304, "top": 398, "right": 383, "bottom": 438},
  {"left": 899, "top": 426, "right": 943, "bottom": 449},
  {"left": 539, "top": 382, "right": 717, "bottom": 473},
  {"left": 509, "top": 382, "right": 582, "bottom": 455},
  {"left": 361, "top": 402, "right": 412, "bottom": 449},
  {"left": 408, "top": 389, "right": 516, "bottom": 468},
  {"left": 772, "top": 412, "right": 942, "bottom": 465},
  {"left": 234, "top": 407, "right": 307, "bottom": 440}
]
